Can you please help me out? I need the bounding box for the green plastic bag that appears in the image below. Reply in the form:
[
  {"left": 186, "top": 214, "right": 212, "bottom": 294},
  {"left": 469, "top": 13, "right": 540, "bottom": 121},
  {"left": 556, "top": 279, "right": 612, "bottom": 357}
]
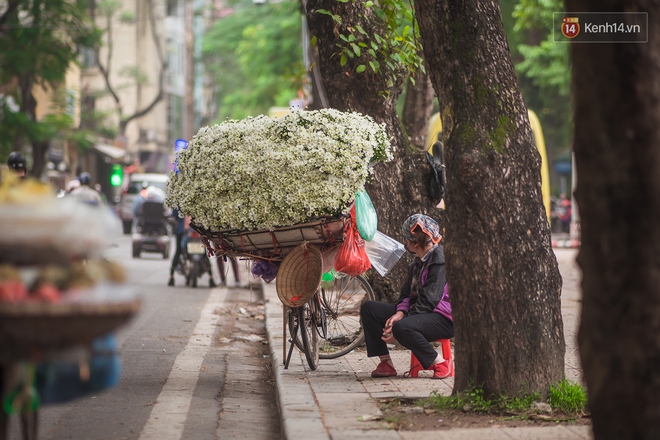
[{"left": 355, "top": 190, "right": 377, "bottom": 241}]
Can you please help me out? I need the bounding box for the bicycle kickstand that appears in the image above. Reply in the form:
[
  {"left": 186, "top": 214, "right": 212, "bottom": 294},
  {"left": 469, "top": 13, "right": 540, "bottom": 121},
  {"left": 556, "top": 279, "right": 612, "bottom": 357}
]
[{"left": 284, "top": 321, "right": 299, "bottom": 370}]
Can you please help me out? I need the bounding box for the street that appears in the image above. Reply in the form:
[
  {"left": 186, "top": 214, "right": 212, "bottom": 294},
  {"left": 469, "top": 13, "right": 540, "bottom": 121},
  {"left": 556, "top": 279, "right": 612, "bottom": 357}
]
[{"left": 19, "top": 235, "right": 280, "bottom": 440}]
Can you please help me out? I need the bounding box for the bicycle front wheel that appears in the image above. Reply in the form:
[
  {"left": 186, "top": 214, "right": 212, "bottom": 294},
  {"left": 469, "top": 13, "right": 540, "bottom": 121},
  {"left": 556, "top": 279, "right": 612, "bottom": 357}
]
[
  {"left": 297, "top": 303, "right": 319, "bottom": 370},
  {"left": 319, "top": 274, "right": 374, "bottom": 359}
]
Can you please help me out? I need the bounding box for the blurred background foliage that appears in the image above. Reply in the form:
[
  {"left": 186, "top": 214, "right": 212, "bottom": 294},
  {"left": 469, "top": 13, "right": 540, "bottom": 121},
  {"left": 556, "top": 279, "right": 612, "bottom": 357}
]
[{"left": 202, "top": 0, "right": 304, "bottom": 121}]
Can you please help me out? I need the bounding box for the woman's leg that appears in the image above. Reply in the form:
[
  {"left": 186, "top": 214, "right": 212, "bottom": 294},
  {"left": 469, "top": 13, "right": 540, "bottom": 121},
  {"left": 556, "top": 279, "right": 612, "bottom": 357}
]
[
  {"left": 359, "top": 301, "right": 397, "bottom": 358},
  {"left": 392, "top": 313, "right": 454, "bottom": 369}
]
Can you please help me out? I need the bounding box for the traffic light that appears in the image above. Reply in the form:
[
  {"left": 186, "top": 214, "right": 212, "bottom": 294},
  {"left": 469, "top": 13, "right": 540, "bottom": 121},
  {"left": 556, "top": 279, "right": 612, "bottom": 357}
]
[{"left": 110, "top": 164, "right": 123, "bottom": 187}]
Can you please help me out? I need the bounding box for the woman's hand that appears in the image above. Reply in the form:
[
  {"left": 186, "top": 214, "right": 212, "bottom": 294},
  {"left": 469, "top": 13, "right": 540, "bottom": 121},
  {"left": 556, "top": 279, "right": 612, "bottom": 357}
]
[
  {"left": 385, "top": 311, "right": 405, "bottom": 329},
  {"left": 381, "top": 311, "right": 405, "bottom": 343}
]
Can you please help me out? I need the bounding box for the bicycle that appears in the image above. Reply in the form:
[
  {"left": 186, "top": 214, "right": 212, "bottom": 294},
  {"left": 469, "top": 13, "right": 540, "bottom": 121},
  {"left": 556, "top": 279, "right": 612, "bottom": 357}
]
[
  {"left": 190, "top": 217, "right": 376, "bottom": 370},
  {"left": 284, "top": 273, "right": 375, "bottom": 370}
]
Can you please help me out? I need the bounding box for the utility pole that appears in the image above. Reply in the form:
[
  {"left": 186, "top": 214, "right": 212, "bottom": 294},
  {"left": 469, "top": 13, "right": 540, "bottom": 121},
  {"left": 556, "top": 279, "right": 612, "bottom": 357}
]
[{"left": 184, "top": 0, "right": 195, "bottom": 140}]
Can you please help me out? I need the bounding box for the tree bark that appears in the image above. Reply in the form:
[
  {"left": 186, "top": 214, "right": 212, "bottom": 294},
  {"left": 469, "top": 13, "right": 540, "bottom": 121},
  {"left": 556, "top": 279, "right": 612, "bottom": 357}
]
[
  {"left": 304, "top": 0, "right": 440, "bottom": 302},
  {"left": 402, "top": 68, "right": 436, "bottom": 150},
  {"left": 566, "top": 1, "right": 660, "bottom": 437},
  {"left": 414, "top": 0, "right": 564, "bottom": 396}
]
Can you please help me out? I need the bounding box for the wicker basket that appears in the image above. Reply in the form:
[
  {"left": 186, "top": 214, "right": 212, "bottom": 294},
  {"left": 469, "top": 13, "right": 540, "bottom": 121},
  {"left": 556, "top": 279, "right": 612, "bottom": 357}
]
[
  {"left": 275, "top": 243, "right": 323, "bottom": 308},
  {"left": 193, "top": 216, "right": 346, "bottom": 261},
  {"left": 0, "top": 299, "right": 142, "bottom": 363}
]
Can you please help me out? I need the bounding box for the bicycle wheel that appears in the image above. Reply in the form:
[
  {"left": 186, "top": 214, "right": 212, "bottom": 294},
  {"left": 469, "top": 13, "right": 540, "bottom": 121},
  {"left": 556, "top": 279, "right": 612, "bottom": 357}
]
[
  {"left": 289, "top": 293, "right": 326, "bottom": 344},
  {"left": 297, "top": 303, "right": 319, "bottom": 370},
  {"left": 319, "top": 274, "right": 375, "bottom": 359}
]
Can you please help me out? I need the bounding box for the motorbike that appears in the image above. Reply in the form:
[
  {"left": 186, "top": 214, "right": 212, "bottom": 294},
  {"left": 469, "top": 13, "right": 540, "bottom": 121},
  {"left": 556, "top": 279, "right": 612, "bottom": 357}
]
[{"left": 178, "top": 229, "right": 213, "bottom": 288}]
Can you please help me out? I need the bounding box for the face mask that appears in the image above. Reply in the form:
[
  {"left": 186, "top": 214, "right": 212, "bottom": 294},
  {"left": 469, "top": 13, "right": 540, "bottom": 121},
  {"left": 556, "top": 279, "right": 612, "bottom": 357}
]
[{"left": 404, "top": 241, "right": 416, "bottom": 254}]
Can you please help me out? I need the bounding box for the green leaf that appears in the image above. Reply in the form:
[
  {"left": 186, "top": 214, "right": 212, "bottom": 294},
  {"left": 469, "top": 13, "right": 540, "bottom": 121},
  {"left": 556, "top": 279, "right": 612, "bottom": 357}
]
[
  {"left": 350, "top": 43, "right": 361, "bottom": 57},
  {"left": 340, "top": 54, "right": 347, "bottom": 66},
  {"left": 355, "top": 25, "right": 367, "bottom": 35},
  {"left": 315, "top": 9, "right": 342, "bottom": 24},
  {"left": 369, "top": 61, "right": 378, "bottom": 72},
  {"left": 356, "top": 65, "right": 366, "bottom": 73},
  {"left": 311, "top": 36, "right": 317, "bottom": 47}
]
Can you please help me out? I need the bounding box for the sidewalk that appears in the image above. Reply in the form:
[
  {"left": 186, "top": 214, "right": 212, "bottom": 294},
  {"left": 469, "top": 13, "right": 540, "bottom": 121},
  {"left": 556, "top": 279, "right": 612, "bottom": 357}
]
[{"left": 263, "top": 248, "right": 592, "bottom": 440}]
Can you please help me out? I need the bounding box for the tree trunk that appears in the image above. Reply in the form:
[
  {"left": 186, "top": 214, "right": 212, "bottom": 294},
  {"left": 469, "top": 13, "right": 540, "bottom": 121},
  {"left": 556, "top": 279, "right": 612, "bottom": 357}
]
[
  {"left": 402, "top": 68, "right": 436, "bottom": 150},
  {"left": 566, "top": 1, "right": 660, "bottom": 437},
  {"left": 414, "top": 0, "right": 564, "bottom": 396},
  {"left": 304, "top": 0, "right": 440, "bottom": 302}
]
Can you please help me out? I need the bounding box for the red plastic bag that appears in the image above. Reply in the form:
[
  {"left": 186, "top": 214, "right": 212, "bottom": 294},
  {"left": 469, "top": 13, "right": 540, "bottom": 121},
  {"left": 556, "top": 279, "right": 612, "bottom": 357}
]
[{"left": 334, "top": 208, "right": 371, "bottom": 276}]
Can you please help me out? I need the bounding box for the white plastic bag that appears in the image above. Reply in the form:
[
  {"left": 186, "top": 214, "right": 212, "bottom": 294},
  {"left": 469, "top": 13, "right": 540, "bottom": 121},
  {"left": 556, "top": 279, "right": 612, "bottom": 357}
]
[
  {"left": 209, "top": 255, "right": 223, "bottom": 286},
  {"left": 364, "top": 230, "right": 406, "bottom": 277}
]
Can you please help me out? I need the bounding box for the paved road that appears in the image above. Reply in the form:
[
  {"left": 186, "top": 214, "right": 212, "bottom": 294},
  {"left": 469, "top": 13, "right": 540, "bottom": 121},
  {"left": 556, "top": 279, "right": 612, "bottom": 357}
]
[{"left": 5, "top": 235, "right": 280, "bottom": 440}]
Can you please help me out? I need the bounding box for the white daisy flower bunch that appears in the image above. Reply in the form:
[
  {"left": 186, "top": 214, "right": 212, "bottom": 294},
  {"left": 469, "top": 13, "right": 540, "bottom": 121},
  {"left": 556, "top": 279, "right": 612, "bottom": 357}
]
[{"left": 166, "top": 109, "right": 392, "bottom": 231}]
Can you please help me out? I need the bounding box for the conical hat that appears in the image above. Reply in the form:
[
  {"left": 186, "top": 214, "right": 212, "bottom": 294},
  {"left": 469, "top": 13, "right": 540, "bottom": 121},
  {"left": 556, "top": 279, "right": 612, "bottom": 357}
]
[{"left": 275, "top": 243, "right": 322, "bottom": 308}]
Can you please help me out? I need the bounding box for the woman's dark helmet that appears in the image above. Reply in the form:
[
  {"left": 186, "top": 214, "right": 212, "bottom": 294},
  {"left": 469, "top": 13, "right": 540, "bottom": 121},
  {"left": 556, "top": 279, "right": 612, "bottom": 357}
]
[
  {"left": 7, "top": 151, "right": 27, "bottom": 171},
  {"left": 79, "top": 172, "right": 92, "bottom": 185}
]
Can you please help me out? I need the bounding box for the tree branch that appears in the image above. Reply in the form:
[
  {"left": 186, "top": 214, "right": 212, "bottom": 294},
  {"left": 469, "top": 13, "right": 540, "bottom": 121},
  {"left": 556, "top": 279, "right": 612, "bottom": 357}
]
[
  {"left": 0, "top": 0, "right": 20, "bottom": 34},
  {"left": 119, "top": 0, "right": 166, "bottom": 133},
  {"left": 95, "top": 5, "right": 122, "bottom": 113}
]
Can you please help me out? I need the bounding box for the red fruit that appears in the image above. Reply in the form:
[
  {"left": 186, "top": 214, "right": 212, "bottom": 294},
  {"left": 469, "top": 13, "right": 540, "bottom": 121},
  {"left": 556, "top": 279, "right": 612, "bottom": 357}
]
[
  {"left": 33, "top": 283, "right": 62, "bottom": 303},
  {"left": 0, "top": 281, "right": 28, "bottom": 302}
]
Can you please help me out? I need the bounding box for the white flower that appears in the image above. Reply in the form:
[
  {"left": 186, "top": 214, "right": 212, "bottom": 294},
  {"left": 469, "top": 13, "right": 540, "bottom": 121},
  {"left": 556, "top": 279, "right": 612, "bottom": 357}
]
[{"left": 166, "top": 109, "right": 393, "bottom": 231}]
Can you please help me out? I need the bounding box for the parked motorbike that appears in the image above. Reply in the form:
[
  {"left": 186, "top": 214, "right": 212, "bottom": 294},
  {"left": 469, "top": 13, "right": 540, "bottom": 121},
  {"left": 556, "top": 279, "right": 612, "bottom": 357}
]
[{"left": 178, "top": 229, "right": 213, "bottom": 288}]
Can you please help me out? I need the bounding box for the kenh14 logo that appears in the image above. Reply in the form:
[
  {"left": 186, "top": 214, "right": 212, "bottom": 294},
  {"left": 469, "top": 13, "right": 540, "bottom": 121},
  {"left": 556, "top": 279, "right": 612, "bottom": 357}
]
[{"left": 562, "top": 17, "right": 580, "bottom": 38}]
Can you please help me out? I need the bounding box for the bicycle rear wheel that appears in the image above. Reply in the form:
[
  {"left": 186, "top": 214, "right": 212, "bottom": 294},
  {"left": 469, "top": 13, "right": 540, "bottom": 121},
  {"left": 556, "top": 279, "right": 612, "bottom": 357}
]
[
  {"left": 319, "top": 274, "right": 374, "bottom": 359},
  {"left": 297, "top": 303, "right": 319, "bottom": 370}
]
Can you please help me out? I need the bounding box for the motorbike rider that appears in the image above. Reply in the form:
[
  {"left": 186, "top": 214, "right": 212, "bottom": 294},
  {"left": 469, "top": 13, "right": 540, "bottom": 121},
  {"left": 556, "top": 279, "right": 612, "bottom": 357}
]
[
  {"left": 69, "top": 172, "right": 104, "bottom": 206},
  {"left": 168, "top": 208, "right": 187, "bottom": 287},
  {"left": 132, "top": 185, "right": 168, "bottom": 233},
  {"left": 6, "top": 151, "right": 27, "bottom": 178},
  {"left": 133, "top": 185, "right": 166, "bottom": 217}
]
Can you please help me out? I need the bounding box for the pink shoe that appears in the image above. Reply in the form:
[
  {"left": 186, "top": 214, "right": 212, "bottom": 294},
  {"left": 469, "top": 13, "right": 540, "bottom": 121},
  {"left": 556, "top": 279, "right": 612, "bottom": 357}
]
[
  {"left": 371, "top": 361, "right": 397, "bottom": 378},
  {"left": 431, "top": 359, "right": 454, "bottom": 379}
]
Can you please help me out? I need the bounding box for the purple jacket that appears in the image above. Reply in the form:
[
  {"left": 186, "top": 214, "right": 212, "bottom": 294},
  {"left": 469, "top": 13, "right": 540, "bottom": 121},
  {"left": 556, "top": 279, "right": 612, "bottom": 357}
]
[{"left": 395, "top": 245, "right": 452, "bottom": 321}]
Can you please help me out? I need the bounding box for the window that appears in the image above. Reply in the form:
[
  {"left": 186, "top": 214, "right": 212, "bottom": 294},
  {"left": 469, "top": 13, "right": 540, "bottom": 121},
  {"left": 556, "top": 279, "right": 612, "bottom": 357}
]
[
  {"left": 79, "top": 46, "right": 97, "bottom": 69},
  {"left": 167, "top": 95, "right": 184, "bottom": 144},
  {"left": 167, "top": 0, "right": 179, "bottom": 16}
]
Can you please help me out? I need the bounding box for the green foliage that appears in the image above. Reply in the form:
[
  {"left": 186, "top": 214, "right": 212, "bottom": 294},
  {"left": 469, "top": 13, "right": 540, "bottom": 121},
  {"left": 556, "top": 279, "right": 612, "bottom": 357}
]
[
  {"left": 119, "top": 66, "right": 150, "bottom": 86},
  {"left": 202, "top": 0, "right": 303, "bottom": 120},
  {"left": 511, "top": 0, "right": 572, "bottom": 155},
  {"left": 425, "top": 387, "right": 540, "bottom": 413},
  {"left": 0, "top": 0, "right": 100, "bottom": 160},
  {"left": 422, "top": 381, "right": 587, "bottom": 417},
  {"left": 517, "top": 40, "right": 570, "bottom": 96},
  {"left": 547, "top": 379, "right": 588, "bottom": 414},
  {"left": 119, "top": 10, "right": 136, "bottom": 25},
  {"left": 324, "top": 0, "right": 424, "bottom": 80}
]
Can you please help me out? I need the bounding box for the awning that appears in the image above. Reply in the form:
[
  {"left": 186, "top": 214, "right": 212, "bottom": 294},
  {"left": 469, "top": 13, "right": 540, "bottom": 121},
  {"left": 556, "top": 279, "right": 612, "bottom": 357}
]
[{"left": 93, "top": 143, "right": 128, "bottom": 161}]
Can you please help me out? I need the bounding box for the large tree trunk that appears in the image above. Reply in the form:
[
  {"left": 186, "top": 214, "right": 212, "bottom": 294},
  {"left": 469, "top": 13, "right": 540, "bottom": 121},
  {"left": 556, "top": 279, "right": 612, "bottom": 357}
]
[
  {"left": 567, "top": 1, "right": 660, "bottom": 438},
  {"left": 414, "top": 0, "right": 564, "bottom": 396},
  {"left": 402, "top": 68, "right": 436, "bottom": 150},
  {"left": 304, "top": 0, "right": 440, "bottom": 302}
]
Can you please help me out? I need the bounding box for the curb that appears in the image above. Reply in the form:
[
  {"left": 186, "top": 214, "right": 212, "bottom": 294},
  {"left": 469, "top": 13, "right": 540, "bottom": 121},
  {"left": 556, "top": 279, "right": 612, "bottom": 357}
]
[{"left": 263, "top": 280, "right": 330, "bottom": 440}]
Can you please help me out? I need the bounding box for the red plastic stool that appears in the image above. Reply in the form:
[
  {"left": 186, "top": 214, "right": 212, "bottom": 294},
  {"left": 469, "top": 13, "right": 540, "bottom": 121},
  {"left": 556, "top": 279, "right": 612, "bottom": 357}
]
[{"left": 408, "top": 339, "right": 454, "bottom": 378}]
